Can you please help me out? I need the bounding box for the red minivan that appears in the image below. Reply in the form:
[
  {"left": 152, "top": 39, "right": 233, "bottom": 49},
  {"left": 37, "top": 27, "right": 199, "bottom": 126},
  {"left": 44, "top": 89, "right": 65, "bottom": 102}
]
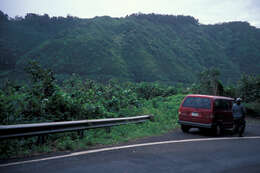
[{"left": 178, "top": 94, "right": 234, "bottom": 135}]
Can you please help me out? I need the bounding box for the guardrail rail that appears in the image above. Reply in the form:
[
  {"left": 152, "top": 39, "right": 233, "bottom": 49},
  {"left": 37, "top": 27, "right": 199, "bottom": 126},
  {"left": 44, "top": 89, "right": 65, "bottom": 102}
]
[{"left": 0, "top": 115, "right": 154, "bottom": 141}]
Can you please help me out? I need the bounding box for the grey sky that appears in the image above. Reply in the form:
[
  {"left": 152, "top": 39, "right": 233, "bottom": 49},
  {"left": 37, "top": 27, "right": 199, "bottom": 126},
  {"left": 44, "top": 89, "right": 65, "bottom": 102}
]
[{"left": 1, "top": 0, "right": 260, "bottom": 27}]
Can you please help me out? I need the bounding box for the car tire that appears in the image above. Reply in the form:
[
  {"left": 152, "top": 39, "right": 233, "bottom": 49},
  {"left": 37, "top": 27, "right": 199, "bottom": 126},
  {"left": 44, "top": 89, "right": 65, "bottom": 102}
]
[
  {"left": 181, "top": 125, "right": 190, "bottom": 133},
  {"left": 199, "top": 128, "right": 206, "bottom": 133}
]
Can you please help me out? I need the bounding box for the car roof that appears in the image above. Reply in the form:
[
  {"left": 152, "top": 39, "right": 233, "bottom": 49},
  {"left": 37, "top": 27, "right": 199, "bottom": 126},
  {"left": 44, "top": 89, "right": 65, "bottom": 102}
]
[{"left": 186, "top": 94, "right": 234, "bottom": 100}]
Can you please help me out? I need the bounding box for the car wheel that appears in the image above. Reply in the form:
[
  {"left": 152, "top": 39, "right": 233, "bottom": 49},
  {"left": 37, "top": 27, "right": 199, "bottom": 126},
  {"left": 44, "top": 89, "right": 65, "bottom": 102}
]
[
  {"left": 199, "top": 128, "right": 206, "bottom": 133},
  {"left": 181, "top": 125, "right": 190, "bottom": 133}
]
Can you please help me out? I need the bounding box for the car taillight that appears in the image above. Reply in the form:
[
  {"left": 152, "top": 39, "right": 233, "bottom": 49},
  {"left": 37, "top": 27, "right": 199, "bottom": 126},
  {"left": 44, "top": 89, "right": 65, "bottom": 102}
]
[{"left": 178, "top": 111, "right": 181, "bottom": 116}]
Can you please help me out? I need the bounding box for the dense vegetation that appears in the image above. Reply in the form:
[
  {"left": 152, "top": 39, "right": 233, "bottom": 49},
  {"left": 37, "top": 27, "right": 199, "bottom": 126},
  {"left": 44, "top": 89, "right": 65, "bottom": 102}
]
[
  {"left": 0, "top": 61, "right": 184, "bottom": 158},
  {"left": 0, "top": 61, "right": 180, "bottom": 125},
  {"left": 1, "top": 11, "right": 260, "bottom": 84}
]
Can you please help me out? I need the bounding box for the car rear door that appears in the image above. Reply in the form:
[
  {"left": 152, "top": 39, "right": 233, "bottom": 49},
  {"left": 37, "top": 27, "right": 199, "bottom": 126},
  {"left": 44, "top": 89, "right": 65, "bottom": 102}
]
[{"left": 180, "top": 96, "right": 212, "bottom": 124}]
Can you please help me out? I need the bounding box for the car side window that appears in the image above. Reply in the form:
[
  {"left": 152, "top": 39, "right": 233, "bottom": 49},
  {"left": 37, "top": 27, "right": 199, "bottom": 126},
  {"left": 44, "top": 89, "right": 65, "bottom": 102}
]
[{"left": 214, "top": 99, "right": 231, "bottom": 111}]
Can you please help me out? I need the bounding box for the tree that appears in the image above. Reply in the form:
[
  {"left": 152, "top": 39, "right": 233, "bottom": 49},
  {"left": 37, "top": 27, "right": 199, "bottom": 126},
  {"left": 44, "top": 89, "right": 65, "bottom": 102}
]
[
  {"left": 195, "top": 68, "right": 224, "bottom": 96},
  {"left": 0, "top": 11, "right": 8, "bottom": 22},
  {"left": 25, "top": 60, "right": 56, "bottom": 97},
  {"left": 238, "top": 74, "right": 260, "bottom": 103}
]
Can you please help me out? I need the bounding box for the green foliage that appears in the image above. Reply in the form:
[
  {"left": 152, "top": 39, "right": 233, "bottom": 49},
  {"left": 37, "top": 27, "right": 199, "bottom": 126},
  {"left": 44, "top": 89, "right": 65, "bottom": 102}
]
[
  {"left": 135, "top": 82, "right": 177, "bottom": 100},
  {"left": 236, "top": 74, "right": 260, "bottom": 116},
  {"left": 0, "top": 61, "right": 181, "bottom": 125},
  {"left": 56, "top": 136, "right": 78, "bottom": 151},
  {"left": 0, "top": 80, "right": 26, "bottom": 124},
  {"left": 192, "top": 68, "right": 224, "bottom": 96},
  {"left": 21, "top": 61, "right": 58, "bottom": 121},
  {"left": 1, "top": 11, "right": 259, "bottom": 84},
  {"left": 238, "top": 74, "right": 260, "bottom": 103},
  {"left": 222, "top": 85, "right": 237, "bottom": 98},
  {"left": 245, "top": 102, "right": 260, "bottom": 116}
]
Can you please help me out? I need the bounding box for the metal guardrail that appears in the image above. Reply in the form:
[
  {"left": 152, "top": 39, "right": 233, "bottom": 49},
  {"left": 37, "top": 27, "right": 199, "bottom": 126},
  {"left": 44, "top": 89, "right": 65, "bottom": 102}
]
[{"left": 0, "top": 115, "right": 154, "bottom": 140}]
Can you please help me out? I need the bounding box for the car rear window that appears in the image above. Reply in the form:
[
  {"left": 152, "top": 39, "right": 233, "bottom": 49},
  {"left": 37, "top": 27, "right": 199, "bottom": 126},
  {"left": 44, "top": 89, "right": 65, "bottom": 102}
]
[{"left": 182, "top": 97, "right": 211, "bottom": 109}]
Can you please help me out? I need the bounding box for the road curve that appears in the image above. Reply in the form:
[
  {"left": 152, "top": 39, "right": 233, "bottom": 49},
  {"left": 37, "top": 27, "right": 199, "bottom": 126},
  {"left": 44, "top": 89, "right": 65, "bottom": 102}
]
[{"left": 1, "top": 118, "right": 260, "bottom": 173}]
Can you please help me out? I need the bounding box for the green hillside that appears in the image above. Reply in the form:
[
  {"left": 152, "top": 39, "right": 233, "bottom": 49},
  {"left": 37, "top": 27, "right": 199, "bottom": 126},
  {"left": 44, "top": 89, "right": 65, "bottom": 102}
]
[{"left": 1, "top": 12, "right": 260, "bottom": 84}]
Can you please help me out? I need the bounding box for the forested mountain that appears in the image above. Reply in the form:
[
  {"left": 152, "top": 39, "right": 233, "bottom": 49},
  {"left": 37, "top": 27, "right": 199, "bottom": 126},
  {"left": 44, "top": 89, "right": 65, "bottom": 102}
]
[{"left": 1, "top": 11, "right": 260, "bottom": 84}]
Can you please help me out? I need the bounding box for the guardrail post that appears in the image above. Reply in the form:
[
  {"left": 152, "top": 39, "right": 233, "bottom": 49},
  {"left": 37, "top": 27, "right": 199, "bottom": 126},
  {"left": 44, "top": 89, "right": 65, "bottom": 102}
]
[
  {"left": 150, "top": 115, "right": 155, "bottom": 122},
  {"left": 78, "top": 130, "right": 84, "bottom": 139},
  {"left": 37, "top": 135, "right": 46, "bottom": 145},
  {"left": 106, "top": 127, "right": 111, "bottom": 133}
]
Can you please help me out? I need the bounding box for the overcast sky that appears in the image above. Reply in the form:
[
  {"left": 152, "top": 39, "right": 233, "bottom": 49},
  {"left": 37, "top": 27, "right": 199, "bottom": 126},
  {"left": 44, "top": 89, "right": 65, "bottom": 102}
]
[{"left": 1, "top": 0, "right": 260, "bottom": 28}]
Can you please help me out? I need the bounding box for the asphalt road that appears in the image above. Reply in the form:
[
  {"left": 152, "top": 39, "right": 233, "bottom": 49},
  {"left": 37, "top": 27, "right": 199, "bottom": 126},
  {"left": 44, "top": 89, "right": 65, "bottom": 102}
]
[{"left": 1, "top": 117, "right": 260, "bottom": 173}]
